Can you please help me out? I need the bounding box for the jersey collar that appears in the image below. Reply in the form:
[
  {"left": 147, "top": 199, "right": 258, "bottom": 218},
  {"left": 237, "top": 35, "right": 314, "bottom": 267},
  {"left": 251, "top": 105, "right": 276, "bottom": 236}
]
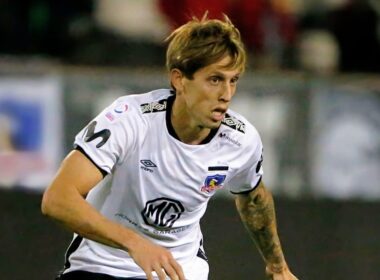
[{"left": 165, "top": 94, "right": 219, "bottom": 145}]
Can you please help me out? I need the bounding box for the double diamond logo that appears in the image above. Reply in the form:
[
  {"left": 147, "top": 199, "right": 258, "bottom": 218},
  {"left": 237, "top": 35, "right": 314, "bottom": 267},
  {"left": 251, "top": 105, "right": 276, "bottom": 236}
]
[
  {"left": 140, "top": 160, "right": 157, "bottom": 168},
  {"left": 140, "top": 160, "right": 157, "bottom": 173}
]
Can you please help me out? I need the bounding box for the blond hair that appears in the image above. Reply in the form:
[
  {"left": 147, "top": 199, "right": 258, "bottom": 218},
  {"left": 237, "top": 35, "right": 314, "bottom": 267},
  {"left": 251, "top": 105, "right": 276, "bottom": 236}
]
[{"left": 165, "top": 14, "right": 246, "bottom": 79}]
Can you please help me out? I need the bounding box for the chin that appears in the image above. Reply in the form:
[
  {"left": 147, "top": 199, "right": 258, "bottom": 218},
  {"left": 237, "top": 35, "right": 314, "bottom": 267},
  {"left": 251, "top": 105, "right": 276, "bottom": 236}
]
[{"left": 204, "top": 120, "right": 222, "bottom": 129}]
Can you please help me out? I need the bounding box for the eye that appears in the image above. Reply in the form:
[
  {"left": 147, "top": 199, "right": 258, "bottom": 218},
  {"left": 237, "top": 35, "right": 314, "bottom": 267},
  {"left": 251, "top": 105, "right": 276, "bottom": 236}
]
[
  {"left": 209, "top": 76, "right": 221, "bottom": 85},
  {"left": 230, "top": 76, "right": 239, "bottom": 85}
]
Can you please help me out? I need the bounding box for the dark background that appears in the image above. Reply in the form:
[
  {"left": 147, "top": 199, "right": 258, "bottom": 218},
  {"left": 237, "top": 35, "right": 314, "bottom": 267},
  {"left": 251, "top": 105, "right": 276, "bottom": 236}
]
[
  {"left": 2, "top": 189, "right": 379, "bottom": 280},
  {"left": 1, "top": 1, "right": 380, "bottom": 279}
]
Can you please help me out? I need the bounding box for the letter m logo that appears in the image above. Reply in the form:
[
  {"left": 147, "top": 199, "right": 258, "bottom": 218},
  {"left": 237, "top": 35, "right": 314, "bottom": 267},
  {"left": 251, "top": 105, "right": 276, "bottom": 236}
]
[{"left": 84, "top": 121, "right": 111, "bottom": 148}]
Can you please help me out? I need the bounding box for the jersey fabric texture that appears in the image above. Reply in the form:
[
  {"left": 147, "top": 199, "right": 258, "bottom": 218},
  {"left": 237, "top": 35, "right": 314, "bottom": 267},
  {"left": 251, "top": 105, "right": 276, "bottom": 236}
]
[{"left": 62, "top": 89, "right": 264, "bottom": 279}]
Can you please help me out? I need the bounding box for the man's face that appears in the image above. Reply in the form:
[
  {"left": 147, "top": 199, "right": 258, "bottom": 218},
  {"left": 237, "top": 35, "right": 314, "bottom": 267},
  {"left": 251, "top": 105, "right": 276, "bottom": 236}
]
[{"left": 176, "top": 55, "right": 241, "bottom": 129}]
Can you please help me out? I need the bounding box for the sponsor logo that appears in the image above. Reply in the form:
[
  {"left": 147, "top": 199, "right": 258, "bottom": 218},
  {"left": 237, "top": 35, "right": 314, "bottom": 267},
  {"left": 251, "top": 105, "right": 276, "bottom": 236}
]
[
  {"left": 115, "top": 212, "right": 189, "bottom": 235},
  {"left": 140, "top": 159, "right": 157, "bottom": 173},
  {"left": 219, "top": 132, "right": 241, "bottom": 147},
  {"left": 84, "top": 121, "right": 111, "bottom": 148},
  {"left": 114, "top": 103, "right": 128, "bottom": 114},
  {"left": 201, "top": 174, "right": 226, "bottom": 194},
  {"left": 141, "top": 198, "right": 184, "bottom": 229}
]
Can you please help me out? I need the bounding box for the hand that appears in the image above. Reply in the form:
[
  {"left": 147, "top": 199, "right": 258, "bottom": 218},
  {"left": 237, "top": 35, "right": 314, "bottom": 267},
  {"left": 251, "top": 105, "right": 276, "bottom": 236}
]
[
  {"left": 266, "top": 265, "right": 298, "bottom": 280},
  {"left": 128, "top": 235, "right": 185, "bottom": 280}
]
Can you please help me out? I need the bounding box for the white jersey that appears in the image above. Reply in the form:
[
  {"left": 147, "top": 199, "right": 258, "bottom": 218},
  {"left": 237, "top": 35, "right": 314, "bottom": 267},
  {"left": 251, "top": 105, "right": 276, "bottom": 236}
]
[{"left": 63, "top": 89, "right": 264, "bottom": 279}]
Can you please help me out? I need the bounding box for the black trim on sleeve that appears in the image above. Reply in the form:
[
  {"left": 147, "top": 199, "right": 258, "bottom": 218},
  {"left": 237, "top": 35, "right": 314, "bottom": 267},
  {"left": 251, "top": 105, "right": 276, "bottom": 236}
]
[
  {"left": 230, "top": 176, "right": 262, "bottom": 195},
  {"left": 74, "top": 144, "right": 109, "bottom": 178}
]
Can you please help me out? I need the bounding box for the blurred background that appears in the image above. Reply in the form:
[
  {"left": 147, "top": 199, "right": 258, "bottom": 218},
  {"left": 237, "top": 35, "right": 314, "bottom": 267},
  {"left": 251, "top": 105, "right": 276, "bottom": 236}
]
[{"left": 0, "top": 0, "right": 379, "bottom": 279}]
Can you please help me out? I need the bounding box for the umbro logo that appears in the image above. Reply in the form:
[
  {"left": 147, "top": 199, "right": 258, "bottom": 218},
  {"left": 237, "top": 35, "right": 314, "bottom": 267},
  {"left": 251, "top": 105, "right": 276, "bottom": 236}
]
[
  {"left": 140, "top": 160, "right": 157, "bottom": 167},
  {"left": 140, "top": 160, "right": 157, "bottom": 173}
]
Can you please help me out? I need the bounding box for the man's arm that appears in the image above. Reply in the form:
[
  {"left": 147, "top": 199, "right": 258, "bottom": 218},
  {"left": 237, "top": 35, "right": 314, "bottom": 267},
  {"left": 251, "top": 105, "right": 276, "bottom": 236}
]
[
  {"left": 234, "top": 180, "right": 297, "bottom": 280},
  {"left": 41, "top": 150, "right": 184, "bottom": 280}
]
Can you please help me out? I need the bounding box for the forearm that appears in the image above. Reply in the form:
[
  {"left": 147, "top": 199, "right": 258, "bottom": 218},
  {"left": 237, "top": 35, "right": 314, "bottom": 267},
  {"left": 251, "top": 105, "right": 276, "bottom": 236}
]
[
  {"left": 41, "top": 183, "right": 140, "bottom": 252},
  {"left": 235, "top": 185, "right": 287, "bottom": 272},
  {"left": 41, "top": 150, "right": 144, "bottom": 252}
]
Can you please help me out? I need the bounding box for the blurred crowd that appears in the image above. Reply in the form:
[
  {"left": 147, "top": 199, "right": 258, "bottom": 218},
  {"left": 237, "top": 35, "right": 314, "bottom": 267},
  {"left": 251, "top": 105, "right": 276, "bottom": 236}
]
[{"left": 0, "top": 0, "right": 379, "bottom": 73}]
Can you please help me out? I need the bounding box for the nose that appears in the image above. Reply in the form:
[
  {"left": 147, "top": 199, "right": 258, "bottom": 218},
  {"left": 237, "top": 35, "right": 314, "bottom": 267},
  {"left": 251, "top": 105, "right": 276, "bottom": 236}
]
[{"left": 219, "top": 82, "right": 233, "bottom": 102}]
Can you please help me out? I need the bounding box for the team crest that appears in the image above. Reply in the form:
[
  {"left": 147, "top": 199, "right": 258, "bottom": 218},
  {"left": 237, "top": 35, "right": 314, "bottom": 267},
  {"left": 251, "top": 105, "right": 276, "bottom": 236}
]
[{"left": 201, "top": 174, "right": 226, "bottom": 194}]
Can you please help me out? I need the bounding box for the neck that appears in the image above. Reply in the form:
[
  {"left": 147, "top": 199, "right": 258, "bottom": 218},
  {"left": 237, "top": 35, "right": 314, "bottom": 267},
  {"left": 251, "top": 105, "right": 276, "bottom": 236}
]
[{"left": 171, "top": 99, "right": 211, "bottom": 145}]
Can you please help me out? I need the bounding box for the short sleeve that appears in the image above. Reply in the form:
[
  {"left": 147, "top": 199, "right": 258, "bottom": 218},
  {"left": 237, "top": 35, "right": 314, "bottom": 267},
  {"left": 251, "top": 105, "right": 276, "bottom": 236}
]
[
  {"left": 227, "top": 131, "right": 264, "bottom": 194},
  {"left": 74, "top": 97, "right": 136, "bottom": 175}
]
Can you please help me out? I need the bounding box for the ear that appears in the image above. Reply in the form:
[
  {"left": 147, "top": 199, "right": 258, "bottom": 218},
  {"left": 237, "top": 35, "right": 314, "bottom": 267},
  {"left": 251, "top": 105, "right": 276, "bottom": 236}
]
[{"left": 170, "top": 69, "right": 184, "bottom": 93}]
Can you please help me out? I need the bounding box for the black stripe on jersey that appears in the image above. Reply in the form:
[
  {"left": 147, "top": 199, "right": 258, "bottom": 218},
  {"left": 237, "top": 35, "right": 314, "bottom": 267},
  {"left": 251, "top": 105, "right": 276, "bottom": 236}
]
[
  {"left": 208, "top": 166, "right": 229, "bottom": 171},
  {"left": 74, "top": 144, "right": 109, "bottom": 178},
  {"left": 64, "top": 235, "right": 83, "bottom": 270},
  {"left": 230, "top": 176, "right": 262, "bottom": 195}
]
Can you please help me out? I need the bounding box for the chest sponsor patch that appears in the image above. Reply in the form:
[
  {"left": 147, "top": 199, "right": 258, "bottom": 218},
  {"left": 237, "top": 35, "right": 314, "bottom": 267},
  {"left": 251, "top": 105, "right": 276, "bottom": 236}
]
[{"left": 141, "top": 197, "right": 184, "bottom": 229}]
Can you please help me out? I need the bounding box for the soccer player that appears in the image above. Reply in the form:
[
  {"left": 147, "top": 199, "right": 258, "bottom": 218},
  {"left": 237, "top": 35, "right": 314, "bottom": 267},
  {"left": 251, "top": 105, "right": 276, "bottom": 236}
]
[{"left": 41, "top": 14, "right": 297, "bottom": 280}]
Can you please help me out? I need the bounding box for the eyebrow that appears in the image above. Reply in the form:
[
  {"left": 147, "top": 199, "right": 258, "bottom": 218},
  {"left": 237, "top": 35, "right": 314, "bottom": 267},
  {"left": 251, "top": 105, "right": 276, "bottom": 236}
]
[{"left": 209, "top": 71, "right": 240, "bottom": 79}]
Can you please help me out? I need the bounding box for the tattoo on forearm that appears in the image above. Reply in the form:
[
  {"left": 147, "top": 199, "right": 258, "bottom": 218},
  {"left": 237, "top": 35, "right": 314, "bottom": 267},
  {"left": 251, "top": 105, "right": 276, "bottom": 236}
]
[{"left": 237, "top": 189, "right": 285, "bottom": 267}]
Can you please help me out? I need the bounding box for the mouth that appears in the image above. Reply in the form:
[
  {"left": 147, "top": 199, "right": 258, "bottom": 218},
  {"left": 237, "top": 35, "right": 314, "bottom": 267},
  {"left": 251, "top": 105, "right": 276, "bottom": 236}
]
[{"left": 211, "top": 107, "right": 227, "bottom": 121}]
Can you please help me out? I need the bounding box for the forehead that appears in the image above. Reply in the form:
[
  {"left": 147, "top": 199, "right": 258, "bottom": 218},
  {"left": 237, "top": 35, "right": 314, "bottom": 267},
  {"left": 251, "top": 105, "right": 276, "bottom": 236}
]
[{"left": 196, "top": 56, "right": 241, "bottom": 76}]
